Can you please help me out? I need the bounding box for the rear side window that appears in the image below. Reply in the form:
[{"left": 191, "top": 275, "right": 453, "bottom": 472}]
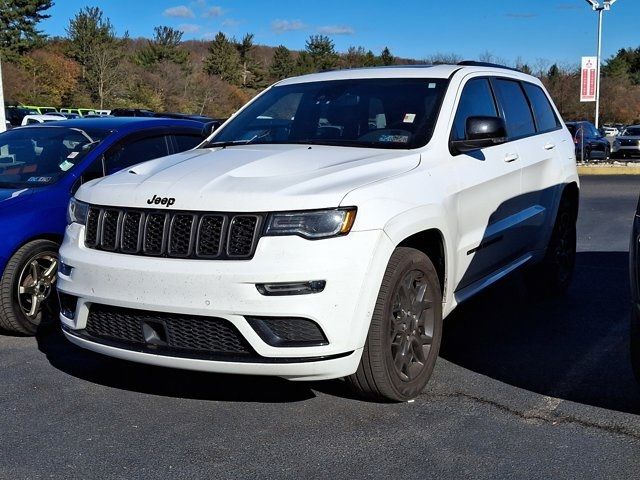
[
  {"left": 451, "top": 79, "right": 497, "bottom": 141},
  {"left": 523, "top": 83, "right": 559, "bottom": 132},
  {"left": 173, "top": 135, "right": 202, "bottom": 152},
  {"left": 492, "top": 79, "right": 536, "bottom": 139},
  {"left": 105, "top": 135, "right": 170, "bottom": 174}
]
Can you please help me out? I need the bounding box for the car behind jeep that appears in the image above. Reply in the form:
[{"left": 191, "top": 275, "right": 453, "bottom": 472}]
[{"left": 58, "top": 63, "right": 578, "bottom": 401}]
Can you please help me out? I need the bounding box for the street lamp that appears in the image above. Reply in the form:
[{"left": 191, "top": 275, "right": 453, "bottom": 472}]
[{"left": 584, "top": 0, "right": 617, "bottom": 128}]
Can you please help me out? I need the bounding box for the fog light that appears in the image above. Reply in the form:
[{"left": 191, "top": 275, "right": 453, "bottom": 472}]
[
  {"left": 59, "top": 262, "right": 73, "bottom": 276},
  {"left": 256, "top": 280, "right": 326, "bottom": 296},
  {"left": 58, "top": 292, "right": 78, "bottom": 319}
]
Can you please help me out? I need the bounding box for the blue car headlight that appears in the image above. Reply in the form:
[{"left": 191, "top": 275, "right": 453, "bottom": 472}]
[{"left": 67, "top": 197, "right": 89, "bottom": 225}]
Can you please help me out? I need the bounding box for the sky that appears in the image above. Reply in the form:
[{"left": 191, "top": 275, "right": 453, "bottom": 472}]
[{"left": 39, "top": 0, "right": 640, "bottom": 67}]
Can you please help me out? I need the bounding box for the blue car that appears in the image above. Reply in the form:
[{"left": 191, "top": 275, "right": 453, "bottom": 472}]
[{"left": 0, "top": 117, "right": 208, "bottom": 334}]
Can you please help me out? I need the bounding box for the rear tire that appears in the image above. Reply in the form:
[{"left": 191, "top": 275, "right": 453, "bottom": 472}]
[
  {"left": 0, "top": 240, "right": 59, "bottom": 335},
  {"left": 525, "top": 194, "right": 577, "bottom": 296},
  {"left": 347, "top": 247, "right": 443, "bottom": 402},
  {"left": 631, "top": 308, "right": 640, "bottom": 384}
]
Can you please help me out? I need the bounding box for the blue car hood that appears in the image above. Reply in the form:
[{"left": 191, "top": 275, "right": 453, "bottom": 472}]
[{"left": 0, "top": 187, "right": 34, "bottom": 207}]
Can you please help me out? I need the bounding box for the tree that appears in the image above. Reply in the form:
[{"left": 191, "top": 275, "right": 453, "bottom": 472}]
[
  {"left": 136, "top": 26, "right": 188, "bottom": 67},
  {"left": 203, "top": 32, "right": 241, "bottom": 85},
  {"left": 379, "top": 47, "right": 394, "bottom": 66},
  {"left": 67, "top": 7, "right": 125, "bottom": 108},
  {"left": 0, "top": 0, "right": 52, "bottom": 60},
  {"left": 295, "top": 51, "right": 315, "bottom": 75},
  {"left": 305, "top": 35, "right": 337, "bottom": 71},
  {"left": 269, "top": 45, "right": 294, "bottom": 80}
]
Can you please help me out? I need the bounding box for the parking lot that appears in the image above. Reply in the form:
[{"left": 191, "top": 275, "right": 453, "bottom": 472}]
[{"left": 1, "top": 175, "right": 639, "bottom": 480}]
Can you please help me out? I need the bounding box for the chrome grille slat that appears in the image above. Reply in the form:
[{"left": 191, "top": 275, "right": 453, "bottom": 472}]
[{"left": 83, "top": 206, "right": 262, "bottom": 260}]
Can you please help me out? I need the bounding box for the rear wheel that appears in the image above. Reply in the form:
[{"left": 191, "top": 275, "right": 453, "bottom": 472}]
[
  {"left": 347, "top": 247, "right": 443, "bottom": 402},
  {"left": 526, "top": 194, "right": 577, "bottom": 296},
  {"left": 0, "top": 240, "right": 59, "bottom": 335}
]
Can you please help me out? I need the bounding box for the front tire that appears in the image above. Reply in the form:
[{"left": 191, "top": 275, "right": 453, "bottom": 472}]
[
  {"left": 0, "top": 240, "right": 59, "bottom": 335},
  {"left": 347, "top": 247, "right": 443, "bottom": 402}
]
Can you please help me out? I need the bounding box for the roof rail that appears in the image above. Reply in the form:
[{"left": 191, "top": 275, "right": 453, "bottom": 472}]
[{"left": 457, "top": 60, "right": 521, "bottom": 72}]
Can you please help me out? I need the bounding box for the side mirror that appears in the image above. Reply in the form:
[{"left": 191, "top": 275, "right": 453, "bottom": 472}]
[
  {"left": 202, "top": 121, "right": 221, "bottom": 138},
  {"left": 451, "top": 116, "right": 508, "bottom": 153}
]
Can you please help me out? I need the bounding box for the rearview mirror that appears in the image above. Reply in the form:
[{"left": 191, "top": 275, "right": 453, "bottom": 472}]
[{"left": 451, "top": 116, "right": 508, "bottom": 153}]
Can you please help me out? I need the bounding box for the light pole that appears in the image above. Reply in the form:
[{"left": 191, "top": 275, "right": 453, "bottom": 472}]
[
  {"left": 0, "top": 56, "right": 6, "bottom": 133},
  {"left": 585, "top": 0, "right": 617, "bottom": 129}
]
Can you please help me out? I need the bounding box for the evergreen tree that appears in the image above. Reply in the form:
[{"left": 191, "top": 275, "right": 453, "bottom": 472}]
[
  {"left": 295, "top": 51, "right": 315, "bottom": 75},
  {"left": 305, "top": 34, "right": 338, "bottom": 71},
  {"left": 269, "top": 45, "right": 295, "bottom": 80},
  {"left": 0, "top": 0, "right": 53, "bottom": 59},
  {"left": 136, "top": 26, "right": 188, "bottom": 67},
  {"left": 379, "top": 47, "right": 394, "bottom": 66},
  {"left": 203, "top": 32, "right": 241, "bottom": 85}
]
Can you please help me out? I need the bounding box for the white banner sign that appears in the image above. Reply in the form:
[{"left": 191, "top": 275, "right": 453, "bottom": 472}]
[{"left": 580, "top": 56, "right": 597, "bottom": 103}]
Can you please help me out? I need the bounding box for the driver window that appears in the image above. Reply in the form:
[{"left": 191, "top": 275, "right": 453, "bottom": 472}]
[{"left": 452, "top": 79, "right": 498, "bottom": 141}]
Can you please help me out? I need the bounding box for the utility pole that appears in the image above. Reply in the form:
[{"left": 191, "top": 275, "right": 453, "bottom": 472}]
[{"left": 585, "top": 0, "right": 617, "bottom": 129}]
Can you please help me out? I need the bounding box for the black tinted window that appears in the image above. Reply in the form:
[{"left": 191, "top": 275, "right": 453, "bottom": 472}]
[
  {"left": 492, "top": 79, "right": 536, "bottom": 138},
  {"left": 174, "top": 135, "right": 202, "bottom": 152},
  {"left": 105, "top": 135, "right": 169, "bottom": 174},
  {"left": 452, "top": 79, "right": 497, "bottom": 141},
  {"left": 523, "top": 83, "right": 559, "bottom": 132}
]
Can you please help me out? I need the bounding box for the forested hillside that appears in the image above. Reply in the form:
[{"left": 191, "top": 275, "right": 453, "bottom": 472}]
[{"left": 1, "top": 2, "right": 640, "bottom": 123}]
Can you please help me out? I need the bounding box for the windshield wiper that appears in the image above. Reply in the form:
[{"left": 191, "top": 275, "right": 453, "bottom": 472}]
[{"left": 204, "top": 139, "right": 254, "bottom": 148}]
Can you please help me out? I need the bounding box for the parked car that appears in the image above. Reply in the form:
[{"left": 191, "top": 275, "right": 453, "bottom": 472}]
[
  {"left": 601, "top": 125, "right": 619, "bottom": 137},
  {"left": 0, "top": 117, "right": 206, "bottom": 335},
  {"left": 5, "top": 107, "right": 38, "bottom": 127},
  {"left": 630, "top": 194, "right": 640, "bottom": 383},
  {"left": 22, "top": 106, "right": 58, "bottom": 115},
  {"left": 615, "top": 125, "right": 640, "bottom": 159},
  {"left": 59, "top": 108, "right": 96, "bottom": 117},
  {"left": 21, "top": 114, "right": 67, "bottom": 126},
  {"left": 565, "top": 121, "right": 610, "bottom": 161},
  {"left": 111, "top": 108, "right": 155, "bottom": 117},
  {"left": 58, "top": 63, "right": 579, "bottom": 401}
]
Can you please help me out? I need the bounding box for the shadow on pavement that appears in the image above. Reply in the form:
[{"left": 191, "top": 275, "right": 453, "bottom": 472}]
[
  {"left": 441, "top": 251, "right": 640, "bottom": 414},
  {"left": 36, "top": 329, "right": 322, "bottom": 403}
]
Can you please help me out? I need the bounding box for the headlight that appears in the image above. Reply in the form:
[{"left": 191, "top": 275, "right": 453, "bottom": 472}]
[
  {"left": 67, "top": 197, "right": 89, "bottom": 225},
  {"left": 264, "top": 208, "right": 357, "bottom": 239}
]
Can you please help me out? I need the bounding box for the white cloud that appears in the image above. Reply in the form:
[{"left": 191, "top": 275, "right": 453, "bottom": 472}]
[
  {"left": 179, "top": 23, "right": 201, "bottom": 33},
  {"left": 202, "top": 6, "right": 224, "bottom": 18},
  {"left": 317, "top": 25, "right": 354, "bottom": 35},
  {"left": 271, "top": 19, "right": 306, "bottom": 34},
  {"left": 163, "top": 5, "right": 195, "bottom": 18},
  {"left": 222, "top": 18, "right": 241, "bottom": 28}
]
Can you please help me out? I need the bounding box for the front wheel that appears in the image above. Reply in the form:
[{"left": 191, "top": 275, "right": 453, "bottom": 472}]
[
  {"left": 347, "top": 247, "right": 443, "bottom": 402},
  {"left": 0, "top": 240, "right": 60, "bottom": 335}
]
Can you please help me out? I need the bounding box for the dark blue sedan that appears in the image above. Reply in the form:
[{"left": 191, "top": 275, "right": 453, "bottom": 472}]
[{"left": 0, "top": 117, "right": 207, "bottom": 334}]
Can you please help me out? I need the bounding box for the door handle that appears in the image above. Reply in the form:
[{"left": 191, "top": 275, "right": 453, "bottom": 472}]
[
  {"left": 504, "top": 153, "right": 519, "bottom": 162},
  {"left": 544, "top": 143, "right": 556, "bottom": 150}
]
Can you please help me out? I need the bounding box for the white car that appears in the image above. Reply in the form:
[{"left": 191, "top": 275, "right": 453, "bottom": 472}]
[
  {"left": 21, "top": 114, "right": 66, "bottom": 126},
  {"left": 58, "top": 63, "right": 579, "bottom": 401}
]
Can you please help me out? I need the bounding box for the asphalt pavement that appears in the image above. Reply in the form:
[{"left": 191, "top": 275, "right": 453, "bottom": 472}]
[{"left": 1, "top": 175, "right": 639, "bottom": 479}]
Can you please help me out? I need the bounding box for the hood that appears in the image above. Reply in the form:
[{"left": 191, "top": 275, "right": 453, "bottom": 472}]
[
  {"left": 76, "top": 144, "right": 420, "bottom": 211},
  {"left": 0, "top": 187, "right": 33, "bottom": 208}
]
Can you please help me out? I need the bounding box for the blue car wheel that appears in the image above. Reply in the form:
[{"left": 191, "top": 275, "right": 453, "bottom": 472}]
[{"left": 0, "top": 239, "right": 59, "bottom": 335}]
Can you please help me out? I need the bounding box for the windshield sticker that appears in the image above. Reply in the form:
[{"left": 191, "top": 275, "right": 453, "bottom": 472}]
[
  {"left": 379, "top": 134, "right": 409, "bottom": 143},
  {"left": 403, "top": 113, "right": 416, "bottom": 123},
  {"left": 428, "top": 83, "right": 436, "bottom": 88},
  {"left": 59, "top": 160, "right": 74, "bottom": 171},
  {"left": 27, "top": 176, "right": 52, "bottom": 183},
  {"left": 67, "top": 151, "right": 79, "bottom": 159}
]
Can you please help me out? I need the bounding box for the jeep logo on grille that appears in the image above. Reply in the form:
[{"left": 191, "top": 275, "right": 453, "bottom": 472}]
[{"left": 147, "top": 195, "right": 175, "bottom": 207}]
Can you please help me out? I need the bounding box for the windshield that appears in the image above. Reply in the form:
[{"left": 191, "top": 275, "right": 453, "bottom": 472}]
[
  {"left": 208, "top": 78, "right": 448, "bottom": 149},
  {"left": 623, "top": 127, "right": 640, "bottom": 136},
  {"left": 0, "top": 127, "right": 107, "bottom": 188}
]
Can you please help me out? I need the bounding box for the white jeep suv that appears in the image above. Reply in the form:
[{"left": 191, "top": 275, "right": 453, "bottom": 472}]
[{"left": 58, "top": 63, "right": 579, "bottom": 401}]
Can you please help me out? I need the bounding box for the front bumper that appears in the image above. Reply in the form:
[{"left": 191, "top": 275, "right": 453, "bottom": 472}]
[{"left": 58, "top": 223, "right": 394, "bottom": 380}]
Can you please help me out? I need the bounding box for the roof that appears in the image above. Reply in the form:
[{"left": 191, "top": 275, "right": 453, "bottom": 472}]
[
  {"left": 276, "top": 64, "right": 534, "bottom": 86},
  {"left": 39, "top": 117, "right": 204, "bottom": 132}
]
